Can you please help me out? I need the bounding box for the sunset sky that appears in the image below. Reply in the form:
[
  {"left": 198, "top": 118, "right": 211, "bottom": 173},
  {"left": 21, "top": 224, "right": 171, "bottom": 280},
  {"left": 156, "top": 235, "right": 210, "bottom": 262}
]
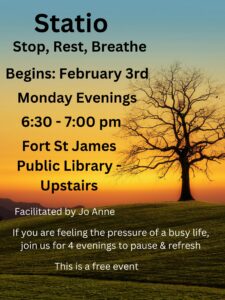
[{"left": 1, "top": 0, "right": 225, "bottom": 207}]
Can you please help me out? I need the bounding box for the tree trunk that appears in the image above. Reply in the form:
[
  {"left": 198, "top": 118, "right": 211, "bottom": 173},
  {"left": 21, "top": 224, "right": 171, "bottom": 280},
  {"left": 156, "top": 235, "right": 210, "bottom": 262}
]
[{"left": 179, "top": 160, "right": 194, "bottom": 201}]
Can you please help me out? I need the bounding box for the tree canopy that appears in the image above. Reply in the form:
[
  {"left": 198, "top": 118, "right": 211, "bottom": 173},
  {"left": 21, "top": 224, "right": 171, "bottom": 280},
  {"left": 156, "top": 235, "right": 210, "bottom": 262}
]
[{"left": 120, "top": 64, "right": 225, "bottom": 200}]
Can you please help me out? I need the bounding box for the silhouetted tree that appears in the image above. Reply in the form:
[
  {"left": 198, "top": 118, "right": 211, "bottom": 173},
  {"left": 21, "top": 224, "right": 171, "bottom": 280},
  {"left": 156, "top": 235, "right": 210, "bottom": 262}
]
[{"left": 120, "top": 64, "right": 225, "bottom": 201}]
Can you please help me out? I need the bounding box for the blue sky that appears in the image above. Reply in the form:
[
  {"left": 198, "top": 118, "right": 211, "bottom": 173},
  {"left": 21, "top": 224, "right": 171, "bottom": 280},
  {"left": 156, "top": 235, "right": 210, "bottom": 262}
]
[
  {"left": 1, "top": 0, "right": 225, "bottom": 35},
  {"left": 0, "top": 0, "right": 225, "bottom": 77}
]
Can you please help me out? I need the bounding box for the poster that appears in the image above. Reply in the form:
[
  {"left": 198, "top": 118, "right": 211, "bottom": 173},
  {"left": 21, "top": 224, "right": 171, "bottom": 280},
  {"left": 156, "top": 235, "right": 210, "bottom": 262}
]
[{"left": 1, "top": 1, "right": 225, "bottom": 299}]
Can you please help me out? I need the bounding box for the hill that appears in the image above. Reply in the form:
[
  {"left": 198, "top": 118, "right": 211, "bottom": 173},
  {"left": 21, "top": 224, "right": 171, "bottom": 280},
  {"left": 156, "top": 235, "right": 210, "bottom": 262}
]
[
  {"left": 0, "top": 202, "right": 225, "bottom": 299},
  {"left": 0, "top": 198, "right": 84, "bottom": 220},
  {"left": 0, "top": 198, "right": 44, "bottom": 220}
]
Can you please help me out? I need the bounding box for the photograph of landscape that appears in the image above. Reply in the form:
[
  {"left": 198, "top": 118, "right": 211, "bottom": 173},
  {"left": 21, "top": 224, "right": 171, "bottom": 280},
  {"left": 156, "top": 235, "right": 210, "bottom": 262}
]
[{"left": 1, "top": 0, "right": 225, "bottom": 299}]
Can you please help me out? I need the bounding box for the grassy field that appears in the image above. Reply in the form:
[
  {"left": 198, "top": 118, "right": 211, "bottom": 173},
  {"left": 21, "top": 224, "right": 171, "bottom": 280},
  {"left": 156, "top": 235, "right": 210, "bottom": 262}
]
[{"left": 0, "top": 202, "right": 225, "bottom": 299}]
